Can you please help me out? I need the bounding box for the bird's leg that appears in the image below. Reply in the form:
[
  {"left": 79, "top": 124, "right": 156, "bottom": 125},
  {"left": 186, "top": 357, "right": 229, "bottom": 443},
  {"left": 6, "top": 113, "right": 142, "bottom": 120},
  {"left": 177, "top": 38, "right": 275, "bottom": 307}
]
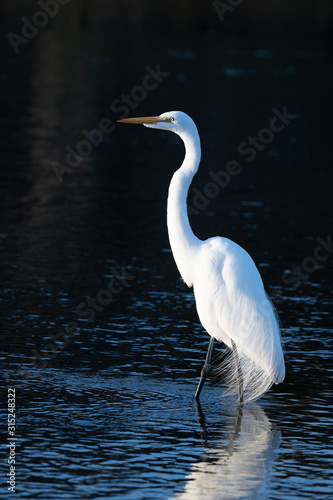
[
  {"left": 231, "top": 340, "right": 243, "bottom": 404},
  {"left": 195, "top": 400, "right": 208, "bottom": 447},
  {"left": 195, "top": 336, "right": 215, "bottom": 400}
]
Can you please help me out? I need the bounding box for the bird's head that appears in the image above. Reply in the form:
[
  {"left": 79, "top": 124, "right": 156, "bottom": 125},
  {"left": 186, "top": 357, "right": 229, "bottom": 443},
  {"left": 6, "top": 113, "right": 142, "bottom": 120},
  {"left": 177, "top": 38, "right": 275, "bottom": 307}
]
[{"left": 118, "top": 111, "right": 196, "bottom": 136}]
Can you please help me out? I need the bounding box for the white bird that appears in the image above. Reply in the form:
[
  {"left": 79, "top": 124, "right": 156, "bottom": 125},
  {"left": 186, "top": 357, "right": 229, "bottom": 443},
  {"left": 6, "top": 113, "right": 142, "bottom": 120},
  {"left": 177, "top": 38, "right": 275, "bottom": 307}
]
[{"left": 119, "top": 111, "right": 285, "bottom": 404}]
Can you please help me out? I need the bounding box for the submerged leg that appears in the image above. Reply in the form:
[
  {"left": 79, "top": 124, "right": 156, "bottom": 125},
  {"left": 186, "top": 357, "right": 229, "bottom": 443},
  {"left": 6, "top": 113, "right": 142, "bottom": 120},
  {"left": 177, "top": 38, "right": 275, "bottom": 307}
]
[
  {"left": 195, "top": 399, "right": 208, "bottom": 447},
  {"left": 195, "top": 336, "right": 215, "bottom": 400},
  {"left": 231, "top": 340, "right": 243, "bottom": 404}
]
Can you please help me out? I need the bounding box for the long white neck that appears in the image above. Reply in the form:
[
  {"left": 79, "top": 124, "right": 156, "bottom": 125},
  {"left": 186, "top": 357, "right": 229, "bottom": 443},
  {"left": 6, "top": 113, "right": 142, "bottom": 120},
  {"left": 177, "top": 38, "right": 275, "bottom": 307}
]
[{"left": 167, "top": 127, "right": 202, "bottom": 287}]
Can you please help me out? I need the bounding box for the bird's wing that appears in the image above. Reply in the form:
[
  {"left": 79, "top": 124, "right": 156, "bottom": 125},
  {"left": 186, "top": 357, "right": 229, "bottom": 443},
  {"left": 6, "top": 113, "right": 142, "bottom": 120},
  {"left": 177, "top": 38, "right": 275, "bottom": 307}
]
[{"left": 193, "top": 237, "right": 285, "bottom": 386}]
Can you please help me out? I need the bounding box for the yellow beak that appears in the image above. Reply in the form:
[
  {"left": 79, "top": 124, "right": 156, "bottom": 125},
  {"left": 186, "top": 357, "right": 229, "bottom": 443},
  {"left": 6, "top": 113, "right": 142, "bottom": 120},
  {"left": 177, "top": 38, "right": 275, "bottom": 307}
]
[{"left": 117, "top": 116, "right": 161, "bottom": 125}]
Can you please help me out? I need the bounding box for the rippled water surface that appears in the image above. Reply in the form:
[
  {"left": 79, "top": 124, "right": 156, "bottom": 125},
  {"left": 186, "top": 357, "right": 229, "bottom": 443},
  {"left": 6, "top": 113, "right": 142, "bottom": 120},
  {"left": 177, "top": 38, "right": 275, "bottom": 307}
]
[{"left": 1, "top": 2, "right": 333, "bottom": 499}]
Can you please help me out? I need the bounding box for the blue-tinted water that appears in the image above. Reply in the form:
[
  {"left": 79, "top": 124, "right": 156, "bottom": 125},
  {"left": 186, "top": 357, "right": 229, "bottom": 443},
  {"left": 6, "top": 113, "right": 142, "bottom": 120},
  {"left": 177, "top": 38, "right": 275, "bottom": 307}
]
[{"left": 1, "top": 1, "right": 333, "bottom": 499}]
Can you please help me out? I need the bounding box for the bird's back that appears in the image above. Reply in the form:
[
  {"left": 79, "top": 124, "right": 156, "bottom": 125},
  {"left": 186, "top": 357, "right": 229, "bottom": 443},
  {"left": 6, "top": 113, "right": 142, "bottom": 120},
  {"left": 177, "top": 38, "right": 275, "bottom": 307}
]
[{"left": 193, "top": 237, "right": 285, "bottom": 402}]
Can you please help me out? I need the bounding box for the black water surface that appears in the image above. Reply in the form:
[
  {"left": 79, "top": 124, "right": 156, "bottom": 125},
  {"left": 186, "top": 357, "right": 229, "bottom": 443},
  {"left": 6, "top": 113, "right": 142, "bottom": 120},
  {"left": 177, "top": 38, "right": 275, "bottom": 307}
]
[{"left": 1, "top": 2, "right": 333, "bottom": 499}]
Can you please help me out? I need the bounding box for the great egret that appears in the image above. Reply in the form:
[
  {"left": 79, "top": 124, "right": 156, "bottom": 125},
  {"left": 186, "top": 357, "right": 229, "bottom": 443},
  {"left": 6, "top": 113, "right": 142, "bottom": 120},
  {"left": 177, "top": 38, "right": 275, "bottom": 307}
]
[{"left": 119, "top": 111, "right": 285, "bottom": 404}]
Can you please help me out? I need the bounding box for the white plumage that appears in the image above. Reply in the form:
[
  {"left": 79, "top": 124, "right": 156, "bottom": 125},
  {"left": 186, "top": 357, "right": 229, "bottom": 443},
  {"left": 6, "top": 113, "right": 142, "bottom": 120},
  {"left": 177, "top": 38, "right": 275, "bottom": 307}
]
[
  {"left": 193, "top": 238, "right": 284, "bottom": 402},
  {"left": 119, "top": 111, "right": 285, "bottom": 403}
]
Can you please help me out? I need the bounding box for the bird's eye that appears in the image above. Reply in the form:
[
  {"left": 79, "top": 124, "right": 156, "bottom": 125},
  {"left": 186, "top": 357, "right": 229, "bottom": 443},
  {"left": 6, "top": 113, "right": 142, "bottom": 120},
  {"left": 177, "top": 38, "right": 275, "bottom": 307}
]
[{"left": 163, "top": 117, "right": 174, "bottom": 123}]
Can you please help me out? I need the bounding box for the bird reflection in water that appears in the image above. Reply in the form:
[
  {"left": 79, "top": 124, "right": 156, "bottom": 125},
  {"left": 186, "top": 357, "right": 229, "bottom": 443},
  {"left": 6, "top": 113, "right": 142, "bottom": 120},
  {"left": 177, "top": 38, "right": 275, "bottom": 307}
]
[{"left": 175, "top": 403, "right": 281, "bottom": 500}]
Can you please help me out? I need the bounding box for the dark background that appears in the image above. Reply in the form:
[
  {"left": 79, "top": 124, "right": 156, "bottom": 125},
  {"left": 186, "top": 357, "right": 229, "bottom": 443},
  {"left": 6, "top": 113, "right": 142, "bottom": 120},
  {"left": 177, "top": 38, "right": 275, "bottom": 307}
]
[
  {"left": 1, "top": 0, "right": 332, "bottom": 367},
  {"left": 0, "top": 1, "right": 332, "bottom": 499}
]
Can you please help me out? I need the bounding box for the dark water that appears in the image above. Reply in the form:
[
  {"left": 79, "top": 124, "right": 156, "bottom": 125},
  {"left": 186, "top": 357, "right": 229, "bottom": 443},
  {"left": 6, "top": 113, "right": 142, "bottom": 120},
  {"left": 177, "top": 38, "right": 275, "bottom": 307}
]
[{"left": 1, "top": 2, "right": 333, "bottom": 499}]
